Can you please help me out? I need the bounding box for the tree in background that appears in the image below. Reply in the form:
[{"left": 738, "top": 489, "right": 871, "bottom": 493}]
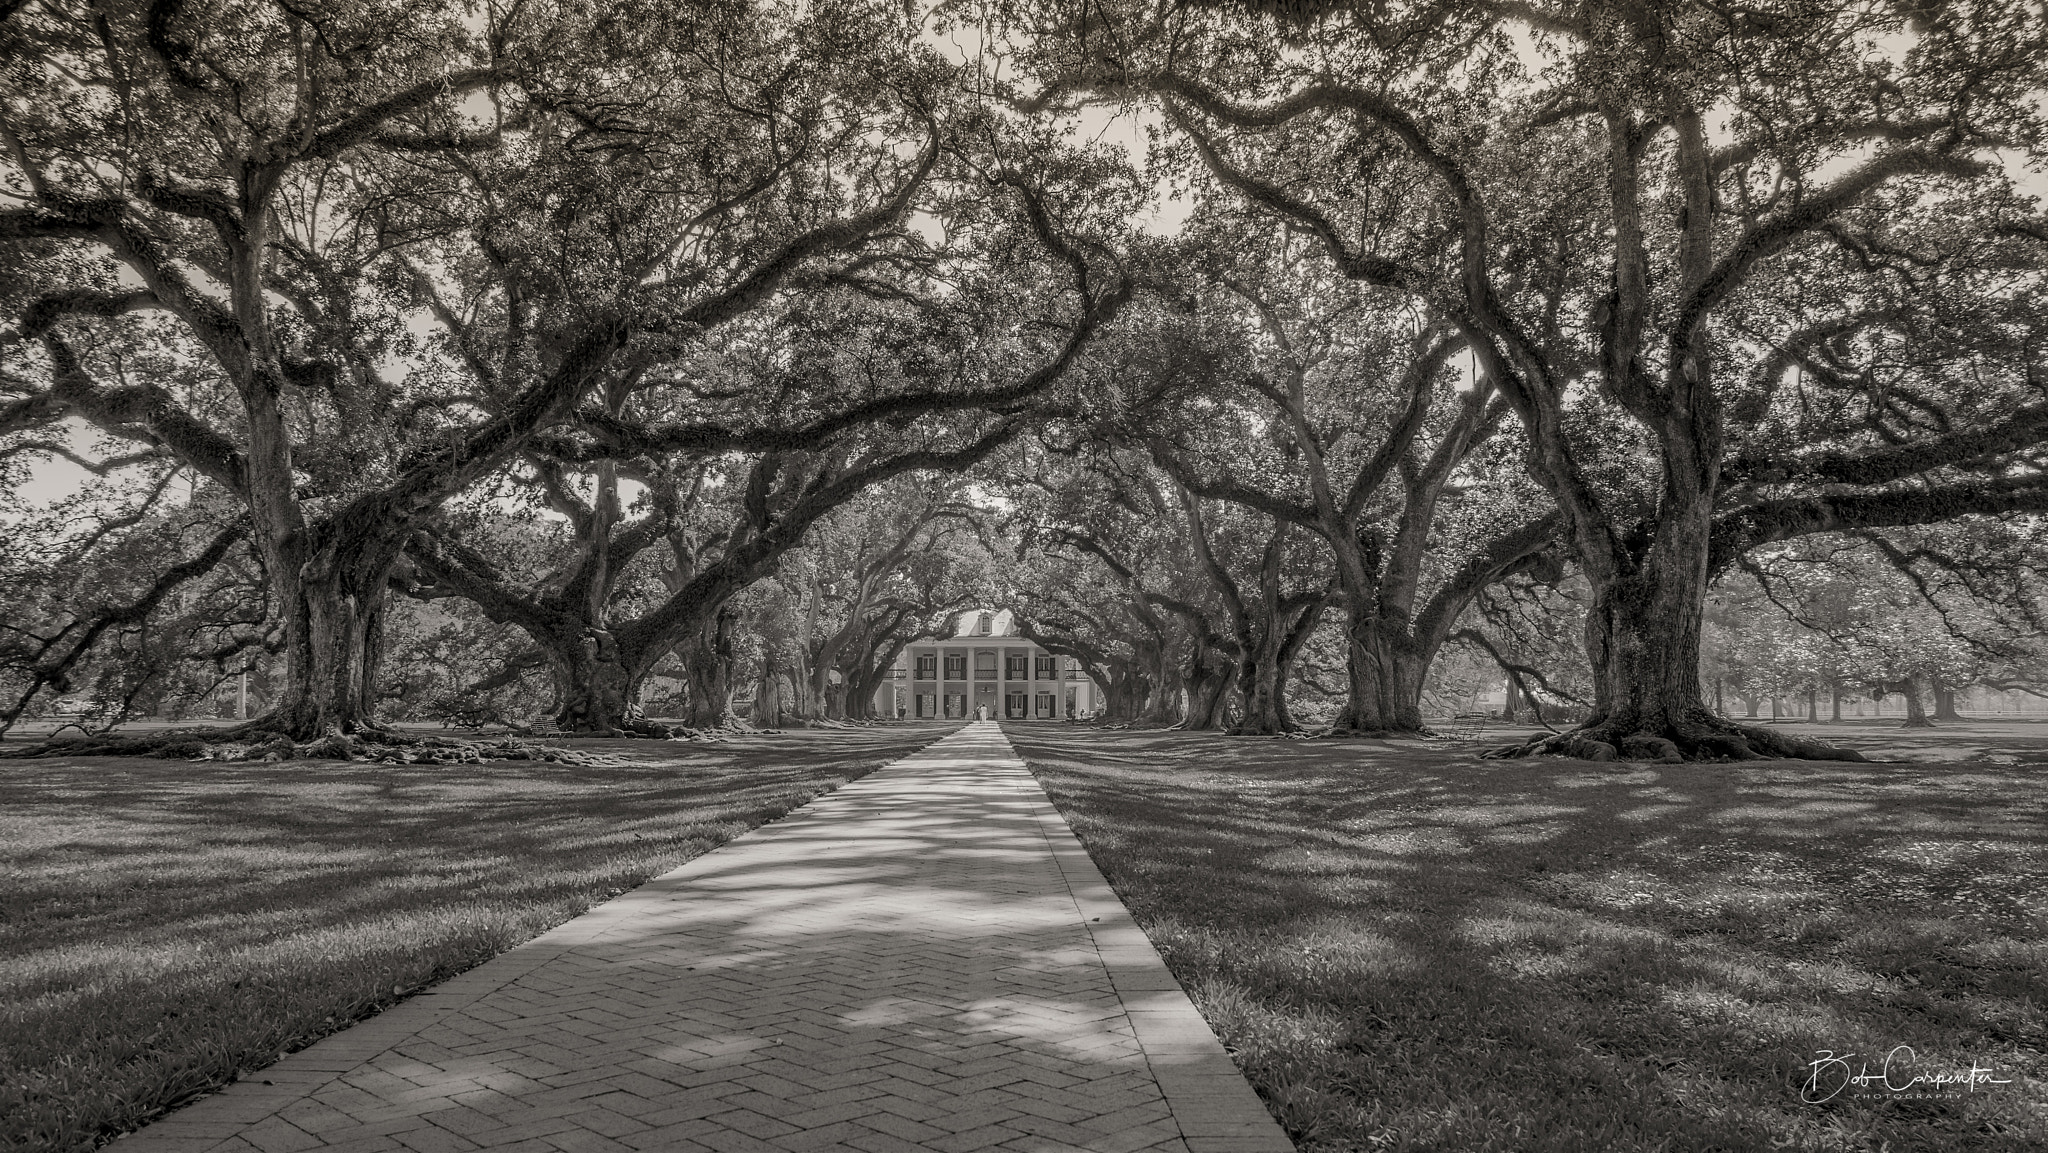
[
  {"left": 0, "top": 473, "right": 261, "bottom": 733},
  {"left": 1008, "top": 430, "right": 1241, "bottom": 728},
  {"left": 1133, "top": 219, "right": 1559, "bottom": 735},
  {"left": 402, "top": 135, "right": 1141, "bottom": 732},
  {"left": 748, "top": 480, "right": 987, "bottom": 725}
]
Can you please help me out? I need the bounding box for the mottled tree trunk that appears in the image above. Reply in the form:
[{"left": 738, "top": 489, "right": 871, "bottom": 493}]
[
  {"left": 545, "top": 629, "right": 647, "bottom": 735},
  {"left": 263, "top": 538, "right": 398, "bottom": 739},
  {"left": 1577, "top": 536, "right": 1717, "bottom": 754},
  {"left": 1136, "top": 640, "right": 1183, "bottom": 726},
  {"left": 1932, "top": 680, "right": 1962, "bottom": 722},
  {"left": 842, "top": 679, "right": 881, "bottom": 721},
  {"left": 1894, "top": 678, "right": 1934, "bottom": 728},
  {"left": 1104, "top": 665, "right": 1148, "bottom": 723},
  {"left": 1334, "top": 617, "right": 1428, "bottom": 734},
  {"left": 1183, "top": 662, "right": 1233, "bottom": 730},
  {"left": 1544, "top": 517, "right": 1862, "bottom": 760},
  {"left": 755, "top": 670, "right": 795, "bottom": 729},
  {"left": 1231, "top": 624, "right": 1288, "bottom": 736},
  {"left": 680, "top": 606, "right": 736, "bottom": 728}
]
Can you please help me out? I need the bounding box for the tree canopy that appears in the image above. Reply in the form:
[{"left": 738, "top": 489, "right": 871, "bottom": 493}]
[{"left": 4, "top": 0, "right": 2045, "bottom": 759}]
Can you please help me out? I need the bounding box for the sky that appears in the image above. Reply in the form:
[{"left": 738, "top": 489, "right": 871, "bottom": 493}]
[{"left": 14, "top": 417, "right": 108, "bottom": 511}]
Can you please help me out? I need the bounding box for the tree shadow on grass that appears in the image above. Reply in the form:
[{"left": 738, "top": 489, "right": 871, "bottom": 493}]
[
  {"left": 0, "top": 725, "right": 955, "bottom": 1153},
  {"left": 1006, "top": 725, "right": 2048, "bottom": 1153},
  {"left": 78, "top": 726, "right": 1220, "bottom": 1153}
]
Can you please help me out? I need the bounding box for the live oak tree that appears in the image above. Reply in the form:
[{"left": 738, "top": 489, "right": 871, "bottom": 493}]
[
  {"left": 750, "top": 480, "right": 989, "bottom": 724},
  {"left": 1174, "top": 487, "right": 1332, "bottom": 734},
  {"left": 1008, "top": 0, "right": 2048, "bottom": 760},
  {"left": 0, "top": 465, "right": 264, "bottom": 733},
  {"left": 1729, "top": 524, "right": 2048, "bottom": 725},
  {"left": 0, "top": 0, "right": 950, "bottom": 742},
  {"left": 1078, "top": 302, "right": 1336, "bottom": 735},
  {"left": 1132, "top": 220, "right": 1562, "bottom": 735},
  {"left": 401, "top": 143, "right": 1141, "bottom": 733},
  {"left": 1008, "top": 433, "right": 1244, "bottom": 728},
  {"left": 1012, "top": 549, "right": 1178, "bottom": 725}
]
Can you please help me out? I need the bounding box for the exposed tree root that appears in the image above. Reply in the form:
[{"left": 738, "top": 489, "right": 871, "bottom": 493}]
[
  {"left": 1316, "top": 723, "right": 1434, "bottom": 740},
  {"left": 1273, "top": 724, "right": 1337, "bottom": 739},
  {"left": 1225, "top": 722, "right": 1290, "bottom": 737},
  {"left": 0, "top": 724, "right": 623, "bottom": 765},
  {"left": 504, "top": 714, "right": 673, "bottom": 740},
  {"left": 502, "top": 715, "right": 742, "bottom": 743},
  {"left": 711, "top": 716, "right": 783, "bottom": 736},
  {"left": 1480, "top": 709, "right": 1869, "bottom": 763}
]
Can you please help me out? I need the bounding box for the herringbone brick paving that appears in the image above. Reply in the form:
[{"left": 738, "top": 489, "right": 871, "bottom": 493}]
[{"left": 112, "top": 722, "right": 1293, "bottom": 1153}]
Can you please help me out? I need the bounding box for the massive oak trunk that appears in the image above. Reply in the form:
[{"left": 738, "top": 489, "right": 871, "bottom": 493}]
[
  {"left": 1231, "top": 627, "right": 1288, "bottom": 736},
  {"left": 1881, "top": 677, "right": 1934, "bottom": 728},
  {"left": 1513, "top": 500, "right": 1863, "bottom": 762},
  {"left": 1104, "top": 664, "right": 1149, "bottom": 723},
  {"left": 842, "top": 676, "right": 882, "bottom": 721},
  {"left": 270, "top": 569, "right": 390, "bottom": 737},
  {"left": 1180, "top": 647, "right": 1234, "bottom": 731},
  {"left": 1135, "top": 636, "right": 1184, "bottom": 726},
  {"left": 543, "top": 629, "right": 663, "bottom": 736},
  {"left": 1932, "top": 680, "right": 1962, "bottom": 722},
  {"left": 680, "top": 607, "right": 737, "bottom": 728},
  {"left": 1582, "top": 532, "right": 1713, "bottom": 747},
  {"left": 755, "top": 671, "right": 795, "bottom": 728},
  {"left": 1336, "top": 618, "right": 1428, "bottom": 734},
  {"left": 260, "top": 526, "right": 404, "bottom": 739}
]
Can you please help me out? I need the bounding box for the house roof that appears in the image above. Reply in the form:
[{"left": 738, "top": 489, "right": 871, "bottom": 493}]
[{"left": 947, "top": 608, "right": 1018, "bottom": 638}]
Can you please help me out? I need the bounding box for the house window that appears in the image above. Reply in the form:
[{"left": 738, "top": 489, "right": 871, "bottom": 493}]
[
  {"left": 915, "top": 654, "right": 937, "bottom": 680},
  {"left": 1005, "top": 691, "right": 1028, "bottom": 719},
  {"left": 1006, "top": 653, "right": 1030, "bottom": 680},
  {"left": 973, "top": 611, "right": 993, "bottom": 635},
  {"left": 944, "top": 653, "right": 965, "bottom": 680},
  {"left": 1036, "top": 693, "right": 1055, "bottom": 717},
  {"left": 1035, "top": 656, "right": 1056, "bottom": 680},
  {"left": 974, "top": 651, "right": 998, "bottom": 680},
  {"left": 944, "top": 692, "right": 965, "bottom": 718},
  {"left": 916, "top": 693, "right": 936, "bottom": 717}
]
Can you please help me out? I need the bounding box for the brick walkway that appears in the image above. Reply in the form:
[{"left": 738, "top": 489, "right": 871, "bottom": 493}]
[{"left": 115, "top": 722, "right": 1293, "bottom": 1153}]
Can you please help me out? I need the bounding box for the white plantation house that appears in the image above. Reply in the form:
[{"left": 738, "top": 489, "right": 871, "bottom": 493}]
[{"left": 871, "top": 609, "right": 1100, "bottom": 721}]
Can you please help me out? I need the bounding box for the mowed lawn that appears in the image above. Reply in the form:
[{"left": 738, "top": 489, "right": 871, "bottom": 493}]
[
  {"left": 0, "top": 724, "right": 956, "bottom": 1153},
  {"left": 1008, "top": 722, "right": 2048, "bottom": 1153}
]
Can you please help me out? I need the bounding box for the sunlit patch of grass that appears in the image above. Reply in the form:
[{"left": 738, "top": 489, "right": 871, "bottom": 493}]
[
  {"left": 0, "top": 725, "right": 951, "bottom": 1153},
  {"left": 1010, "top": 725, "right": 2048, "bottom": 1153}
]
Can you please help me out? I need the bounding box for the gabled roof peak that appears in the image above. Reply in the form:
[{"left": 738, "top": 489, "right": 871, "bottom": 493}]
[{"left": 950, "top": 608, "right": 1017, "bottom": 637}]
